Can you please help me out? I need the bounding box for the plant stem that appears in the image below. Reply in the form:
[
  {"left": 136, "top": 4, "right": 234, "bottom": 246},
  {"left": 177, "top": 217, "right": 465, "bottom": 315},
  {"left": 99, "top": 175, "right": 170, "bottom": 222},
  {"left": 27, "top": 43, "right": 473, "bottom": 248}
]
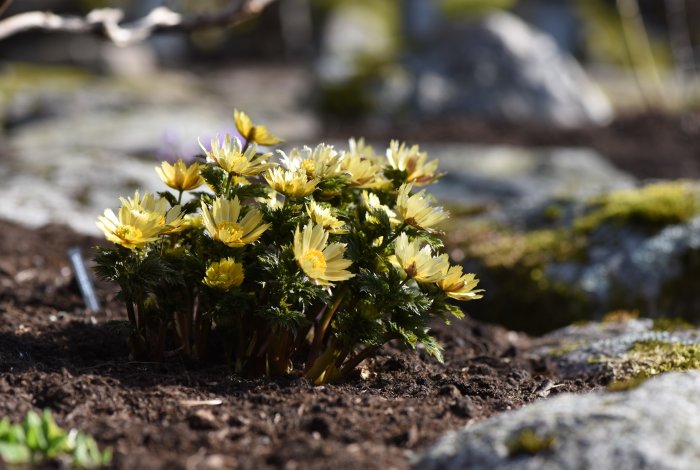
[
  {"left": 177, "top": 190, "right": 183, "bottom": 205},
  {"left": 224, "top": 173, "right": 234, "bottom": 196},
  {"left": 306, "top": 287, "right": 347, "bottom": 369},
  {"left": 305, "top": 345, "right": 340, "bottom": 384},
  {"left": 380, "top": 223, "right": 406, "bottom": 250}
]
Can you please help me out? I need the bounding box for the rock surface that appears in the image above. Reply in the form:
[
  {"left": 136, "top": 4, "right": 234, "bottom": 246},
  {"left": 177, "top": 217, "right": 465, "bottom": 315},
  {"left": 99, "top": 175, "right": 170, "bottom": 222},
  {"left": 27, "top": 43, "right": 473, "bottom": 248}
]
[
  {"left": 415, "top": 371, "right": 700, "bottom": 470},
  {"left": 318, "top": 7, "right": 612, "bottom": 126},
  {"left": 456, "top": 181, "right": 700, "bottom": 332},
  {"left": 405, "top": 12, "right": 613, "bottom": 126}
]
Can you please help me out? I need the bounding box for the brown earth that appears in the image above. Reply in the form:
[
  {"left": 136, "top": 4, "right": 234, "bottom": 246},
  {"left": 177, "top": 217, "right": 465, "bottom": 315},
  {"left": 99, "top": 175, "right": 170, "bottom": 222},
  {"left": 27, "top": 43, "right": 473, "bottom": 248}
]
[{"left": 0, "top": 219, "right": 603, "bottom": 469}]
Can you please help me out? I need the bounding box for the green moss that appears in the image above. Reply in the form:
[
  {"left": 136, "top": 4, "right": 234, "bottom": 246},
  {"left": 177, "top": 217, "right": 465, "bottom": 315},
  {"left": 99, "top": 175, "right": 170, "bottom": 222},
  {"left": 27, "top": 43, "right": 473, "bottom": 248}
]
[
  {"left": 597, "top": 340, "right": 700, "bottom": 380},
  {"left": 452, "top": 223, "right": 591, "bottom": 334},
  {"left": 607, "top": 374, "right": 649, "bottom": 392},
  {"left": 0, "top": 62, "right": 90, "bottom": 96},
  {"left": 651, "top": 317, "right": 694, "bottom": 332},
  {"left": 546, "top": 340, "right": 586, "bottom": 358},
  {"left": 440, "top": 0, "right": 516, "bottom": 17},
  {"left": 506, "top": 428, "right": 557, "bottom": 457},
  {"left": 574, "top": 182, "right": 700, "bottom": 233}
]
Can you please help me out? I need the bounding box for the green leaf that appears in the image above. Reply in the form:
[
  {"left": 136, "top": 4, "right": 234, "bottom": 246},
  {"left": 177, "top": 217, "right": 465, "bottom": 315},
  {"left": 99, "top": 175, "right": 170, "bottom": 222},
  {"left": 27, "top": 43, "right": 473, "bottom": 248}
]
[{"left": 0, "top": 442, "right": 31, "bottom": 464}]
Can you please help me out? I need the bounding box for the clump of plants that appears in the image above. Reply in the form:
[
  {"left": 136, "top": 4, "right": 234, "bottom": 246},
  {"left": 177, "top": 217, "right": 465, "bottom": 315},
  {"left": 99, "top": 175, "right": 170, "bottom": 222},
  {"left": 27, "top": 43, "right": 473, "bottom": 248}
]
[
  {"left": 0, "top": 410, "right": 111, "bottom": 468},
  {"left": 95, "top": 110, "right": 482, "bottom": 384}
]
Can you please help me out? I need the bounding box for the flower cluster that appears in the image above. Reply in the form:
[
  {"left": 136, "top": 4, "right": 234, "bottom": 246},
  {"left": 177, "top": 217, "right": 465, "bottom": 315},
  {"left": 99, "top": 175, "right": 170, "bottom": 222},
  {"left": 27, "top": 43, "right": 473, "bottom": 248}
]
[{"left": 95, "top": 110, "right": 482, "bottom": 384}]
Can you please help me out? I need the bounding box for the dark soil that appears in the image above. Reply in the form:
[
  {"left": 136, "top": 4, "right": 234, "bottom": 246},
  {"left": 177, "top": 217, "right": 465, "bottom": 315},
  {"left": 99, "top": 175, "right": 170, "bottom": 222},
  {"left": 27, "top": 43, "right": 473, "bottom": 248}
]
[
  {"left": 0, "top": 219, "right": 602, "bottom": 469},
  {"left": 325, "top": 112, "right": 700, "bottom": 180}
]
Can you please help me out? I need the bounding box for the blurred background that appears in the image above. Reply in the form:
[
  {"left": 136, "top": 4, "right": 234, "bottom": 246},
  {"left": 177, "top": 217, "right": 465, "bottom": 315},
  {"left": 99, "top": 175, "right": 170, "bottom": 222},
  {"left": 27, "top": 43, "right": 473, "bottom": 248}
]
[{"left": 2, "top": 0, "right": 700, "bottom": 332}]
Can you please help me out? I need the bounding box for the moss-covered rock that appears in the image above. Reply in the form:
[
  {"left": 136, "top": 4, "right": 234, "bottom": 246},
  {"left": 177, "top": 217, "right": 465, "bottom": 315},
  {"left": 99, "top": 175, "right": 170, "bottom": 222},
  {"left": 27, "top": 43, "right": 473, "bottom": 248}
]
[{"left": 448, "top": 181, "right": 700, "bottom": 333}]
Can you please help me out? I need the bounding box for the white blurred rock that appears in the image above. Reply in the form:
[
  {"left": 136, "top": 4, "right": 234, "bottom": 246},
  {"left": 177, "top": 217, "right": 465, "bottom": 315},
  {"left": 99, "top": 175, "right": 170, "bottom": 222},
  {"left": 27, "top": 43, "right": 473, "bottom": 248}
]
[{"left": 416, "top": 372, "right": 700, "bottom": 470}]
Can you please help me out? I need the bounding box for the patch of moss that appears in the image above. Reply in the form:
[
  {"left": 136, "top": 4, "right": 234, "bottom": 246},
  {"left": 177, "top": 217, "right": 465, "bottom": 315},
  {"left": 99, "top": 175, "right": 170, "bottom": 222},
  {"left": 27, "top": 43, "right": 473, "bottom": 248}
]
[
  {"left": 546, "top": 340, "right": 585, "bottom": 358},
  {"left": 606, "top": 374, "right": 649, "bottom": 392},
  {"left": 574, "top": 182, "right": 700, "bottom": 233},
  {"left": 453, "top": 223, "right": 591, "bottom": 334},
  {"left": 506, "top": 428, "right": 557, "bottom": 457},
  {"left": 651, "top": 317, "right": 694, "bottom": 332},
  {"left": 599, "top": 340, "right": 700, "bottom": 380},
  {"left": 0, "top": 62, "right": 90, "bottom": 97}
]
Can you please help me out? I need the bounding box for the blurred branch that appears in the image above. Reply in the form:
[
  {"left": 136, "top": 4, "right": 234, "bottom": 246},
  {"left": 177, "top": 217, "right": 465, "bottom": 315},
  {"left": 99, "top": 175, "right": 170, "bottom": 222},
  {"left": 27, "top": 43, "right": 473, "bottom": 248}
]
[
  {"left": 0, "top": 0, "right": 277, "bottom": 46},
  {"left": 0, "top": 0, "right": 13, "bottom": 19}
]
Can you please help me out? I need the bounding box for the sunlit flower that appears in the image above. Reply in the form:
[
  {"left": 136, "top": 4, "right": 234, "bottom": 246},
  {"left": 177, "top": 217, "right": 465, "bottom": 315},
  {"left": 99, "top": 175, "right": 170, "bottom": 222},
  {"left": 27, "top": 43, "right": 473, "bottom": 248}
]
[
  {"left": 396, "top": 183, "right": 448, "bottom": 232},
  {"left": 234, "top": 109, "right": 283, "bottom": 146},
  {"left": 155, "top": 159, "right": 204, "bottom": 192},
  {"left": 338, "top": 151, "right": 384, "bottom": 188},
  {"left": 119, "top": 191, "right": 185, "bottom": 234},
  {"left": 437, "top": 265, "right": 484, "bottom": 301},
  {"left": 279, "top": 144, "right": 343, "bottom": 179},
  {"left": 201, "top": 196, "right": 270, "bottom": 247},
  {"left": 361, "top": 190, "right": 399, "bottom": 226},
  {"left": 293, "top": 223, "right": 354, "bottom": 286},
  {"left": 97, "top": 206, "right": 163, "bottom": 250},
  {"left": 264, "top": 167, "right": 319, "bottom": 198},
  {"left": 393, "top": 233, "right": 449, "bottom": 283},
  {"left": 386, "top": 140, "right": 441, "bottom": 186},
  {"left": 203, "top": 258, "right": 245, "bottom": 290},
  {"left": 307, "top": 201, "right": 348, "bottom": 234},
  {"left": 348, "top": 138, "right": 380, "bottom": 163},
  {"left": 200, "top": 134, "right": 274, "bottom": 176}
]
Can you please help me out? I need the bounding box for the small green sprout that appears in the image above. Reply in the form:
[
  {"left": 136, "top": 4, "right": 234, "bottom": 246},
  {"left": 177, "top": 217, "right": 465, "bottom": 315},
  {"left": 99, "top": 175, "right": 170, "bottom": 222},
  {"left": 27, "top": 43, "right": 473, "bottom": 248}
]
[
  {"left": 95, "top": 110, "right": 483, "bottom": 384},
  {"left": 0, "top": 410, "right": 111, "bottom": 468}
]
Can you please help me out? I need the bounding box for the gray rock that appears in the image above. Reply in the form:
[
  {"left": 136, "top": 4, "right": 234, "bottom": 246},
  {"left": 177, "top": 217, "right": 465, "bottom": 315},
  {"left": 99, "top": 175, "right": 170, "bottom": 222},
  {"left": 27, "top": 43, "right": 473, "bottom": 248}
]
[
  {"left": 415, "top": 372, "right": 700, "bottom": 470},
  {"left": 405, "top": 12, "right": 613, "bottom": 126},
  {"left": 535, "top": 319, "right": 700, "bottom": 378},
  {"left": 424, "top": 144, "right": 635, "bottom": 212}
]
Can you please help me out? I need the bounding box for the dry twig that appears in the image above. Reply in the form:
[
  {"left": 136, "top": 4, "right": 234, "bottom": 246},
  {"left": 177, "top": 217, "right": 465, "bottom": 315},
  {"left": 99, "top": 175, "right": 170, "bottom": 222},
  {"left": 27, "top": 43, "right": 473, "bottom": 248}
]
[{"left": 0, "top": 0, "right": 276, "bottom": 46}]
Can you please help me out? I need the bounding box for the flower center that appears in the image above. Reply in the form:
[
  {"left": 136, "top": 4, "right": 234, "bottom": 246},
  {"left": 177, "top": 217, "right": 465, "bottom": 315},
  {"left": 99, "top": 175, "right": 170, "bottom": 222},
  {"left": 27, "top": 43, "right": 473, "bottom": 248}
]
[
  {"left": 301, "top": 250, "right": 327, "bottom": 273},
  {"left": 216, "top": 221, "right": 244, "bottom": 244},
  {"left": 301, "top": 159, "right": 316, "bottom": 178},
  {"left": 404, "top": 261, "right": 418, "bottom": 278},
  {"left": 116, "top": 224, "right": 143, "bottom": 241},
  {"left": 405, "top": 157, "right": 417, "bottom": 175},
  {"left": 222, "top": 155, "right": 248, "bottom": 173}
]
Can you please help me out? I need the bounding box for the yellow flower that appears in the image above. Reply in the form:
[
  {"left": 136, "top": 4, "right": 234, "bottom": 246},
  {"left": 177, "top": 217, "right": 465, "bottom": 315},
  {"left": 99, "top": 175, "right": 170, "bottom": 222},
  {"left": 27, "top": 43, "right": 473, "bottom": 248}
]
[
  {"left": 201, "top": 196, "right": 270, "bottom": 247},
  {"left": 437, "top": 266, "right": 484, "bottom": 301},
  {"left": 386, "top": 140, "right": 441, "bottom": 186},
  {"left": 307, "top": 201, "right": 348, "bottom": 234},
  {"left": 293, "top": 223, "right": 354, "bottom": 286},
  {"left": 119, "top": 191, "right": 185, "bottom": 234},
  {"left": 348, "top": 137, "right": 380, "bottom": 162},
  {"left": 234, "top": 109, "right": 284, "bottom": 146},
  {"left": 279, "top": 144, "right": 343, "bottom": 179},
  {"left": 155, "top": 159, "right": 204, "bottom": 192},
  {"left": 200, "top": 134, "right": 274, "bottom": 176},
  {"left": 361, "top": 190, "right": 399, "bottom": 226},
  {"left": 203, "top": 258, "right": 245, "bottom": 290},
  {"left": 340, "top": 151, "right": 384, "bottom": 188},
  {"left": 396, "top": 183, "right": 448, "bottom": 232},
  {"left": 97, "top": 206, "right": 163, "bottom": 250},
  {"left": 264, "top": 167, "right": 319, "bottom": 198},
  {"left": 393, "top": 233, "right": 449, "bottom": 283}
]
